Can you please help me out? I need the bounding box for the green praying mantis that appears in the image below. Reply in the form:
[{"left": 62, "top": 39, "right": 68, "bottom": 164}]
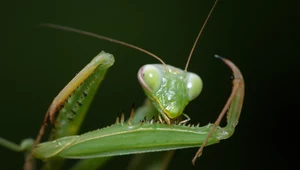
[{"left": 0, "top": 0, "right": 245, "bottom": 169}]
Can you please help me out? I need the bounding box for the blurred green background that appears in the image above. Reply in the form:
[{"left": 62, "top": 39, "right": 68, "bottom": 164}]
[{"left": 0, "top": 0, "right": 295, "bottom": 169}]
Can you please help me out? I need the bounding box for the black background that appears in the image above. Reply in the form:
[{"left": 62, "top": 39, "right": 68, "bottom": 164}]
[{"left": 0, "top": 0, "right": 296, "bottom": 169}]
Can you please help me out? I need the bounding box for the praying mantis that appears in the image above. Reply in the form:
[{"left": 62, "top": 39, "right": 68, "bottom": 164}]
[{"left": 0, "top": 0, "right": 244, "bottom": 169}]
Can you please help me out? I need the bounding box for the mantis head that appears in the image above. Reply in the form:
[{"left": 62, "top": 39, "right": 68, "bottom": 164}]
[{"left": 138, "top": 64, "right": 203, "bottom": 124}]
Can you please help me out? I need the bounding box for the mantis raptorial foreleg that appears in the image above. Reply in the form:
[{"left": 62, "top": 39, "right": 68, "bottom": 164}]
[
  {"left": 192, "top": 55, "right": 244, "bottom": 164},
  {"left": 24, "top": 51, "right": 115, "bottom": 170}
]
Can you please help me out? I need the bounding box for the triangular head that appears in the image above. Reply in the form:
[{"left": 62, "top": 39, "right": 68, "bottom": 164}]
[{"left": 138, "top": 64, "right": 203, "bottom": 124}]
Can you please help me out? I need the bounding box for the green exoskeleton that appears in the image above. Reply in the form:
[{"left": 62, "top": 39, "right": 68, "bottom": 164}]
[
  {"left": 0, "top": 0, "right": 245, "bottom": 169},
  {"left": 137, "top": 64, "right": 202, "bottom": 125}
]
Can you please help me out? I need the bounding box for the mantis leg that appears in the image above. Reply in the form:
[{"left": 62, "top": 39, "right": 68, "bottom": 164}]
[
  {"left": 0, "top": 137, "right": 33, "bottom": 153},
  {"left": 70, "top": 100, "right": 159, "bottom": 170},
  {"left": 178, "top": 114, "right": 191, "bottom": 125},
  {"left": 0, "top": 138, "right": 36, "bottom": 170},
  {"left": 128, "top": 99, "right": 175, "bottom": 170},
  {"left": 24, "top": 51, "right": 115, "bottom": 170},
  {"left": 192, "top": 55, "right": 245, "bottom": 164}
]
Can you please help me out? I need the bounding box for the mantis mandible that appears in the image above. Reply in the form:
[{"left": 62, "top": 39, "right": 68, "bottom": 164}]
[{"left": 0, "top": 0, "right": 245, "bottom": 169}]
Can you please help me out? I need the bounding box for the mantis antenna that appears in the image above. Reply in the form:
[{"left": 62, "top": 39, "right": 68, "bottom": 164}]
[
  {"left": 184, "top": 0, "right": 219, "bottom": 71},
  {"left": 42, "top": 0, "right": 218, "bottom": 71},
  {"left": 40, "top": 23, "right": 167, "bottom": 67}
]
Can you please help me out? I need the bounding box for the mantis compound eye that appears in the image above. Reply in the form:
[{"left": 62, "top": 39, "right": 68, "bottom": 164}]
[
  {"left": 138, "top": 65, "right": 162, "bottom": 93},
  {"left": 186, "top": 72, "right": 203, "bottom": 101}
]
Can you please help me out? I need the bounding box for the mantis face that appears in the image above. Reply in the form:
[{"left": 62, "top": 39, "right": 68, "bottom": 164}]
[{"left": 138, "top": 64, "right": 203, "bottom": 124}]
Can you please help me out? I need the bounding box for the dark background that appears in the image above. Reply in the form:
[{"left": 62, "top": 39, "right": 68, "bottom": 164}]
[{"left": 0, "top": 0, "right": 296, "bottom": 169}]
